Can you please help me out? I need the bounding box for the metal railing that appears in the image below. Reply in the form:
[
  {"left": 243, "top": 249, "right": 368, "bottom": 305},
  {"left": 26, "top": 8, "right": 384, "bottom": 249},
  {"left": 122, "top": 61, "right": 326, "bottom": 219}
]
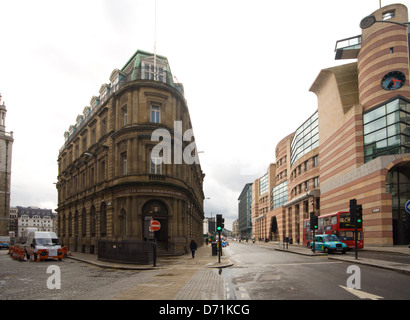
[{"left": 98, "top": 239, "right": 155, "bottom": 265}]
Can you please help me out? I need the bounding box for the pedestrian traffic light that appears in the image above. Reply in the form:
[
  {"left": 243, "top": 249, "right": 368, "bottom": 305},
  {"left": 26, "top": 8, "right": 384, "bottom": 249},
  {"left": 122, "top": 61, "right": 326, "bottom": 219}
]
[{"left": 216, "top": 214, "right": 222, "bottom": 231}]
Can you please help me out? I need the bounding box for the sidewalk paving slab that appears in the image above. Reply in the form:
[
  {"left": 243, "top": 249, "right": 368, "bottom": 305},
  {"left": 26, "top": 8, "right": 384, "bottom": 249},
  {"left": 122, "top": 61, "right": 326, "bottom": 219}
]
[{"left": 67, "top": 244, "right": 233, "bottom": 300}]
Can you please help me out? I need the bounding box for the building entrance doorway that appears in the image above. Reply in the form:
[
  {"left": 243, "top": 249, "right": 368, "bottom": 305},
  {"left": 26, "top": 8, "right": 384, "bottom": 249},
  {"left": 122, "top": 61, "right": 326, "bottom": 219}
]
[
  {"left": 142, "top": 200, "right": 169, "bottom": 248},
  {"left": 386, "top": 164, "right": 410, "bottom": 245}
]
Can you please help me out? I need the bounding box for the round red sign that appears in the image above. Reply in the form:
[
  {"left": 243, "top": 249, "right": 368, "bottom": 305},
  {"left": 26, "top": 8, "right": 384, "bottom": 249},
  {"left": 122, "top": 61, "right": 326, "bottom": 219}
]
[{"left": 150, "top": 220, "right": 161, "bottom": 232}]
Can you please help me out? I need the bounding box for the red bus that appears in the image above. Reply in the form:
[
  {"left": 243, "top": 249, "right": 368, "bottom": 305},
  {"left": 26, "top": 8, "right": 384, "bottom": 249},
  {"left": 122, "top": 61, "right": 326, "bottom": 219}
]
[{"left": 303, "top": 211, "right": 363, "bottom": 249}]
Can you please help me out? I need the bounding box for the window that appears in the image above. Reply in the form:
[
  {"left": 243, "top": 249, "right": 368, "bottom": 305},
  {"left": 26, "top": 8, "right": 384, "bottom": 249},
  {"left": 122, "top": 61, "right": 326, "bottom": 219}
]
[
  {"left": 290, "top": 111, "right": 319, "bottom": 165},
  {"left": 121, "top": 106, "right": 127, "bottom": 126},
  {"left": 314, "top": 177, "right": 319, "bottom": 188},
  {"left": 90, "top": 127, "right": 96, "bottom": 145},
  {"left": 259, "top": 173, "right": 269, "bottom": 195},
  {"left": 121, "top": 152, "right": 127, "bottom": 175},
  {"left": 363, "top": 98, "right": 410, "bottom": 163},
  {"left": 271, "top": 181, "right": 288, "bottom": 210},
  {"left": 150, "top": 155, "right": 162, "bottom": 174},
  {"left": 313, "top": 155, "right": 319, "bottom": 167},
  {"left": 382, "top": 10, "right": 395, "bottom": 20},
  {"left": 142, "top": 61, "right": 167, "bottom": 83},
  {"left": 101, "top": 117, "right": 107, "bottom": 136},
  {"left": 82, "top": 136, "right": 87, "bottom": 152},
  {"left": 100, "top": 160, "right": 106, "bottom": 181},
  {"left": 151, "top": 105, "right": 160, "bottom": 123}
]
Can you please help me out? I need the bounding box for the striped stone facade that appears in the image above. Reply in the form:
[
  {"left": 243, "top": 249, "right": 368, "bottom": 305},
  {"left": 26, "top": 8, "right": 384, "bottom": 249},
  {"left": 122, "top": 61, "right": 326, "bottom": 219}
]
[{"left": 249, "top": 3, "right": 410, "bottom": 246}]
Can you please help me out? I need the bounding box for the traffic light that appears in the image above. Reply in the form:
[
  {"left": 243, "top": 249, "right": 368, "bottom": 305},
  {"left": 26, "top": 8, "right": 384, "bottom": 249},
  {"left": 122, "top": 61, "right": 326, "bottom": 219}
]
[
  {"left": 356, "top": 204, "right": 363, "bottom": 224},
  {"left": 310, "top": 212, "right": 318, "bottom": 230},
  {"left": 216, "top": 214, "right": 223, "bottom": 231},
  {"left": 349, "top": 199, "right": 357, "bottom": 224}
]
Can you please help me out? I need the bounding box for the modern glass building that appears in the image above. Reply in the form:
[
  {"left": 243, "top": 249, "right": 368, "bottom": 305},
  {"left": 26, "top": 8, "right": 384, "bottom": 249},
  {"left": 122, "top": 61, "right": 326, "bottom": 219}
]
[{"left": 363, "top": 97, "right": 410, "bottom": 163}]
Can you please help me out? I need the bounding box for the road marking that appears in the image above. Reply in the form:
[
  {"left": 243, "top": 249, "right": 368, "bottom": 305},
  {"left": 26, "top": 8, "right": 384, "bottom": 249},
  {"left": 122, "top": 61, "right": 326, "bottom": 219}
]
[
  {"left": 268, "top": 261, "right": 343, "bottom": 267},
  {"left": 237, "top": 286, "right": 250, "bottom": 300},
  {"left": 339, "top": 285, "right": 383, "bottom": 300}
]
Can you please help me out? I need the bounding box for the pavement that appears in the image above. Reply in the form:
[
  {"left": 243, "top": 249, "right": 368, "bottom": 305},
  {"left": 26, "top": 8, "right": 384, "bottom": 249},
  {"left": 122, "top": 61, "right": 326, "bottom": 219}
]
[
  {"left": 67, "top": 241, "right": 410, "bottom": 299},
  {"left": 68, "top": 244, "right": 232, "bottom": 300}
]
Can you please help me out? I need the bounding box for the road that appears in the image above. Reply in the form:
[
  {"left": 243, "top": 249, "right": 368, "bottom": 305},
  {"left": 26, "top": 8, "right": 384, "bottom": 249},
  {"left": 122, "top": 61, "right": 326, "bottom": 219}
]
[
  {"left": 0, "top": 250, "right": 162, "bottom": 300},
  {"left": 2, "top": 243, "right": 410, "bottom": 301},
  {"left": 222, "top": 242, "right": 410, "bottom": 300}
]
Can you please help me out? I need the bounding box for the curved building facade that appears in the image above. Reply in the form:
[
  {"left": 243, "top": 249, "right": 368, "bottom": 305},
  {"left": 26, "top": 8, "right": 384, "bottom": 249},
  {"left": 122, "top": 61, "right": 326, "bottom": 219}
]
[
  {"left": 56, "top": 50, "right": 205, "bottom": 255},
  {"left": 246, "top": 3, "right": 410, "bottom": 246}
]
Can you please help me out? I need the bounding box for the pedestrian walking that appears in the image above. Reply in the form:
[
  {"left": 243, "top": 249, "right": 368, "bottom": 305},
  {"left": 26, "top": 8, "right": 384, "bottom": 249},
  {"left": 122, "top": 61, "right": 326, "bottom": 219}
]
[{"left": 190, "top": 239, "right": 197, "bottom": 258}]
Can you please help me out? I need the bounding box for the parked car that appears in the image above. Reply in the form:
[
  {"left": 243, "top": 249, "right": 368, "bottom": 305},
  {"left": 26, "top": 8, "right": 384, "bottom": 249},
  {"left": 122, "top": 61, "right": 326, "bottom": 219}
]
[{"left": 310, "top": 234, "right": 347, "bottom": 254}]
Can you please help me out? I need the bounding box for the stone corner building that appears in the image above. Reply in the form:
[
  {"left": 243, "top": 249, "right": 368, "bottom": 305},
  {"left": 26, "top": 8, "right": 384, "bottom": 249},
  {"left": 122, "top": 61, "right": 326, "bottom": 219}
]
[{"left": 56, "top": 50, "right": 205, "bottom": 255}]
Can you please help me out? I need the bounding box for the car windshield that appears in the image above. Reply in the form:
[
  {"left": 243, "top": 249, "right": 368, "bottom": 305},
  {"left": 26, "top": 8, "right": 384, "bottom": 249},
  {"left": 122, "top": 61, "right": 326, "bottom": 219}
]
[
  {"left": 35, "top": 238, "right": 60, "bottom": 246},
  {"left": 323, "top": 235, "right": 339, "bottom": 242}
]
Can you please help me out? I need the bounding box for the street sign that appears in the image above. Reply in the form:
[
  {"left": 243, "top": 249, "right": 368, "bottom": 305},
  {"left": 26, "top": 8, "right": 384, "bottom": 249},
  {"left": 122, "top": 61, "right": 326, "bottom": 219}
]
[
  {"left": 149, "top": 219, "right": 161, "bottom": 232},
  {"left": 405, "top": 200, "right": 410, "bottom": 214}
]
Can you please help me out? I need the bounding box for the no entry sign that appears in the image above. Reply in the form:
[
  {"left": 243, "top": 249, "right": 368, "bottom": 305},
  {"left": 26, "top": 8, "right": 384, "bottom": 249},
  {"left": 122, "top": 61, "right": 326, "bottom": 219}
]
[{"left": 149, "top": 219, "right": 161, "bottom": 232}]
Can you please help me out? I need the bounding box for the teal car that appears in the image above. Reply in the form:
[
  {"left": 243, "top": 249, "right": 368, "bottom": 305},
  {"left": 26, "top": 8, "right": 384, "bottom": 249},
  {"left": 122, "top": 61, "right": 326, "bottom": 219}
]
[{"left": 311, "top": 235, "right": 347, "bottom": 254}]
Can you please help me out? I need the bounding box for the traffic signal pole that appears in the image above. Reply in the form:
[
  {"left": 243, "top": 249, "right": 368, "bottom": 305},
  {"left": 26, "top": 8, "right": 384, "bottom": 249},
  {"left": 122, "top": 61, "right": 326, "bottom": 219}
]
[
  {"left": 216, "top": 214, "right": 224, "bottom": 263},
  {"left": 310, "top": 212, "right": 317, "bottom": 253},
  {"left": 350, "top": 199, "right": 361, "bottom": 260},
  {"left": 218, "top": 229, "right": 221, "bottom": 263}
]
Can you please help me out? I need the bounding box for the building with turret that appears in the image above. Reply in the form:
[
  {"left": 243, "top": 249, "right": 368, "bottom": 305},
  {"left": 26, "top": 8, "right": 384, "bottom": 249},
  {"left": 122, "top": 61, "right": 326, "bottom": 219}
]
[{"left": 0, "top": 94, "right": 13, "bottom": 236}]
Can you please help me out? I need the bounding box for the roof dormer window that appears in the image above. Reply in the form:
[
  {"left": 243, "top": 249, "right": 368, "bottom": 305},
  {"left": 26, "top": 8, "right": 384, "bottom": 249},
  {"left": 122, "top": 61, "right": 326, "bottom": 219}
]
[
  {"left": 90, "top": 96, "right": 100, "bottom": 109},
  {"left": 109, "top": 69, "right": 126, "bottom": 92},
  {"left": 141, "top": 58, "right": 167, "bottom": 83},
  {"left": 382, "top": 10, "right": 395, "bottom": 20}
]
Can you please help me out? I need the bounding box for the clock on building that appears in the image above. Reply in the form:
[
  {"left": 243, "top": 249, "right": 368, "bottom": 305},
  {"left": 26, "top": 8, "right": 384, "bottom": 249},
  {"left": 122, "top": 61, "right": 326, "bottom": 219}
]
[{"left": 381, "top": 71, "right": 406, "bottom": 91}]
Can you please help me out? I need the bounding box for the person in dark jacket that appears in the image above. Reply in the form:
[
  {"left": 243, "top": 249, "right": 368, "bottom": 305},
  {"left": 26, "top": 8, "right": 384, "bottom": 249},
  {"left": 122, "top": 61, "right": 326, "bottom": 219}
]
[{"left": 190, "top": 240, "right": 197, "bottom": 258}]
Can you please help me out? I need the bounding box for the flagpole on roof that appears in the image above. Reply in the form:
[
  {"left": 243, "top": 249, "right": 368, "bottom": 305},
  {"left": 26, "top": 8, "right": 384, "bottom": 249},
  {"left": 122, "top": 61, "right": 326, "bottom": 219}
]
[{"left": 154, "top": 0, "right": 157, "bottom": 80}]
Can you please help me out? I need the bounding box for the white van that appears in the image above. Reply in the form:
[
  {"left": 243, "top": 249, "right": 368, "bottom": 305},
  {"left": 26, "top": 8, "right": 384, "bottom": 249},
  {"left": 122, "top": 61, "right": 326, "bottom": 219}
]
[{"left": 25, "top": 231, "right": 64, "bottom": 261}]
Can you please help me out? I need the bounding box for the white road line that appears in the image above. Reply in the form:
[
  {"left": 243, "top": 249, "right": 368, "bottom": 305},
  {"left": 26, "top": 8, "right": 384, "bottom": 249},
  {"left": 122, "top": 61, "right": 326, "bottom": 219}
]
[{"left": 339, "top": 285, "right": 383, "bottom": 300}]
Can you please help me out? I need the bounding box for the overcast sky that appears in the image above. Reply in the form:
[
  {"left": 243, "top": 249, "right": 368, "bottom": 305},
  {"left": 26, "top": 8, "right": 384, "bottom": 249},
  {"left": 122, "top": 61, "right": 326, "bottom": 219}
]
[{"left": 0, "top": 0, "right": 406, "bottom": 229}]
